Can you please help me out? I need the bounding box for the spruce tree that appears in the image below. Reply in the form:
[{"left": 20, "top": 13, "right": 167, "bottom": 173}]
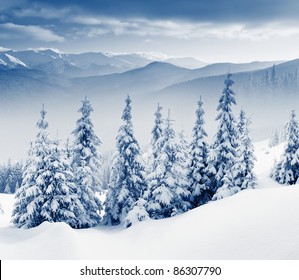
[
  {"left": 124, "top": 198, "right": 149, "bottom": 228},
  {"left": 174, "top": 129, "right": 191, "bottom": 214},
  {"left": 269, "top": 129, "right": 280, "bottom": 148},
  {"left": 72, "top": 97, "right": 102, "bottom": 228},
  {"left": 236, "top": 110, "right": 257, "bottom": 190},
  {"left": 151, "top": 103, "right": 164, "bottom": 161},
  {"left": 103, "top": 95, "right": 147, "bottom": 225},
  {"left": 12, "top": 106, "right": 51, "bottom": 228},
  {"left": 188, "top": 99, "right": 211, "bottom": 208},
  {"left": 211, "top": 74, "right": 239, "bottom": 199},
  {"left": 39, "top": 139, "right": 83, "bottom": 228},
  {"left": 147, "top": 111, "right": 189, "bottom": 219},
  {"left": 145, "top": 103, "right": 164, "bottom": 200},
  {"left": 272, "top": 110, "right": 299, "bottom": 185}
]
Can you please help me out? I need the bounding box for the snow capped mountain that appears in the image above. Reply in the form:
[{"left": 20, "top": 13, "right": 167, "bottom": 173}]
[
  {"left": 165, "top": 57, "right": 207, "bottom": 69},
  {"left": 0, "top": 53, "right": 28, "bottom": 69}
]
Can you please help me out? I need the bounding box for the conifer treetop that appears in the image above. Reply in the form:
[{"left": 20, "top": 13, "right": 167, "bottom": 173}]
[
  {"left": 122, "top": 95, "right": 133, "bottom": 124},
  {"left": 36, "top": 104, "right": 48, "bottom": 130},
  {"left": 79, "top": 96, "right": 93, "bottom": 118}
]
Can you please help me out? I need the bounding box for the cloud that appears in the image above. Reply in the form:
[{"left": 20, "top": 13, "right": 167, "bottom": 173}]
[
  {"left": 70, "top": 16, "right": 299, "bottom": 41},
  {"left": 13, "top": 5, "right": 71, "bottom": 20},
  {"left": 0, "top": 23, "right": 64, "bottom": 42},
  {"left": 21, "top": 0, "right": 299, "bottom": 23}
]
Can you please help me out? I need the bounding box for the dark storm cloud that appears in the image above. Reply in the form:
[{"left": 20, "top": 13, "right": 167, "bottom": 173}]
[{"left": 11, "top": 0, "right": 299, "bottom": 23}]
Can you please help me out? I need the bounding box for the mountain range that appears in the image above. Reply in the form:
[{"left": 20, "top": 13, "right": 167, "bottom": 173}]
[{"left": 0, "top": 47, "right": 298, "bottom": 162}]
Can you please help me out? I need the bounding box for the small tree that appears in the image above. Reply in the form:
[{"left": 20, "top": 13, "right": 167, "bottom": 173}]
[
  {"left": 124, "top": 198, "right": 149, "bottom": 228},
  {"left": 39, "top": 139, "right": 83, "bottom": 228},
  {"left": 210, "top": 73, "right": 238, "bottom": 198},
  {"left": 269, "top": 129, "right": 280, "bottom": 148},
  {"left": 272, "top": 110, "right": 299, "bottom": 185},
  {"left": 72, "top": 97, "right": 103, "bottom": 228},
  {"left": 12, "top": 106, "right": 51, "bottom": 228},
  {"left": 236, "top": 110, "right": 257, "bottom": 190},
  {"left": 188, "top": 98, "right": 211, "bottom": 208},
  {"left": 147, "top": 111, "right": 189, "bottom": 219},
  {"left": 103, "top": 95, "right": 147, "bottom": 225}
]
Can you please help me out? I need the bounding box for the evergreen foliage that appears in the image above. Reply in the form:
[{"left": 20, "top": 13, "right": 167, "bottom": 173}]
[
  {"left": 72, "top": 97, "right": 103, "bottom": 228},
  {"left": 12, "top": 106, "right": 83, "bottom": 228},
  {"left": 147, "top": 110, "right": 190, "bottom": 219},
  {"left": 103, "top": 95, "right": 147, "bottom": 225},
  {"left": 124, "top": 198, "right": 149, "bottom": 228},
  {"left": 210, "top": 74, "right": 238, "bottom": 198},
  {"left": 0, "top": 160, "right": 22, "bottom": 194},
  {"left": 188, "top": 98, "right": 212, "bottom": 207},
  {"left": 272, "top": 110, "right": 299, "bottom": 185}
]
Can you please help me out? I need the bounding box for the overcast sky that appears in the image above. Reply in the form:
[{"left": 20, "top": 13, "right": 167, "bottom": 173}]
[{"left": 1, "top": 0, "right": 299, "bottom": 62}]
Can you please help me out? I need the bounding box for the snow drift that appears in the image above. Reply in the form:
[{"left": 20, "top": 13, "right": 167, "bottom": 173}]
[{"left": 0, "top": 141, "right": 299, "bottom": 260}]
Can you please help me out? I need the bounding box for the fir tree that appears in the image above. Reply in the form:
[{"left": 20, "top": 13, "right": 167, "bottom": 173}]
[
  {"left": 174, "top": 129, "right": 191, "bottom": 213},
  {"left": 124, "top": 198, "right": 149, "bottom": 228},
  {"left": 188, "top": 98, "right": 211, "bottom": 208},
  {"left": 39, "top": 138, "right": 83, "bottom": 228},
  {"left": 12, "top": 106, "right": 51, "bottom": 228},
  {"left": 103, "top": 95, "right": 147, "bottom": 225},
  {"left": 269, "top": 129, "right": 280, "bottom": 148},
  {"left": 151, "top": 103, "right": 164, "bottom": 161},
  {"left": 72, "top": 97, "right": 102, "bottom": 228},
  {"left": 272, "top": 110, "right": 299, "bottom": 185},
  {"left": 147, "top": 110, "right": 189, "bottom": 219},
  {"left": 226, "top": 110, "right": 257, "bottom": 193},
  {"left": 210, "top": 73, "right": 238, "bottom": 198},
  {"left": 145, "top": 103, "right": 164, "bottom": 200}
]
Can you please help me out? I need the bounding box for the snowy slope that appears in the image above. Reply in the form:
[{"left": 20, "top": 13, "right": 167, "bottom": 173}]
[{"left": 1, "top": 140, "right": 299, "bottom": 260}]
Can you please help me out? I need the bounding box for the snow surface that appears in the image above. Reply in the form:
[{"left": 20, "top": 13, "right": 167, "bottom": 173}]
[{"left": 1, "top": 140, "right": 299, "bottom": 259}]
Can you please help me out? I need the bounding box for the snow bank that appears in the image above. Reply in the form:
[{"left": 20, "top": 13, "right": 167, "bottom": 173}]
[
  {"left": 1, "top": 140, "right": 299, "bottom": 259},
  {"left": 1, "top": 186, "right": 299, "bottom": 259}
]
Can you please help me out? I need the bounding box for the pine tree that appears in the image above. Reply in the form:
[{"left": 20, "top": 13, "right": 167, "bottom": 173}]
[
  {"left": 174, "top": 129, "right": 191, "bottom": 213},
  {"left": 12, "top": 106, "right": 51, "bottom": 228},
  {"left": 269, "top": 129, "right": 280, "bottom": 148},
  {"left": 210, "top": 74, "right": 238, "bottom": 198},
  {"left": 272, "top": 110, "right": 299, "bottom": 185},
  {"left": 188, "top": 98, "right": 211, "bottom": 208},
  {"left": 145, "top": 103, "right": 164, "bottom": 200},
  {"left": 151, "top": 103, "right": 164, "bottom": 161},
  {"left": 72, "top": 97, "right": 102, "bottom": 228},
  {"left": 0, "top": 202, "right": 3, "bottom": 215},
  {"left": 39, "top": 138, "right": 83, "bottom": 228},
  {"left": 103, "top": 95, "right": 147, "bottom": 225},
  {"left": 147, "top": 111, "right": 189, "bottom": 219},
  {"left": 124, "top": 198, "right": 149, "bottom": 228},
  {"left": 231, "top": 110, "right": 257, "bottom": 191}
]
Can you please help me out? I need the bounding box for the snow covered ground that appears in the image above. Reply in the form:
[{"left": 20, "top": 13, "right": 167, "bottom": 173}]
[{"left": 1, "top": 140, "right": 299, "bottom": 260}]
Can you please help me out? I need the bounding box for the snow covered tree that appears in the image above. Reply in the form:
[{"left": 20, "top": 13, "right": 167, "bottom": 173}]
[
  {"left": 12, "top": 106, "right": 84, "bottom": 229},
  {"left": 147, "top": 110, "right": 190, "bottom": 219},
  {"left": 210, "top": 73, "right": 239, "bottom": 198},
  {"left": 124, "top": 198, "right": 149, "bottom": 228},
  {"left": 12, "top": 106, "right": 51, "bottom": 228},
  {"left": 188, "top": 99, "right": 212, "bottom": 208},
  {"left": 72, "top": 97, "right": 102, "bottom": 228},
  {"left": 103, "top": 95, "right": 147, "bottom": 225},
  {"left": 175, "top": 129, "right": 191, "bottom": 213},
  {"left": 272, "top": 110, "right": 299, "bottom": 185},
  {"left": 236, "top": 110, "right": 257, "bottom": 190},
  {"left": 151, "top": 103, "right": 164, "bottom": 161},
  {"left": 269, "top": 129, "right": 280, "bottom": 148},
  {"left": 39, "top": 138, "right": 83, "bottom": 228}
]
